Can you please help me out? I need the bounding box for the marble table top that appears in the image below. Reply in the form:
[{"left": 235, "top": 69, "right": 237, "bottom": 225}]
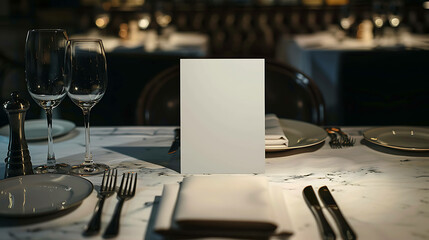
[{"left": 0, "top": 126, "right": 428, "bottom": 240}]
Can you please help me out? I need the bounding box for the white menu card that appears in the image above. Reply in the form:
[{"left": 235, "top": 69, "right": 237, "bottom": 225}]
[{"left": 180, "top": 59, "right": 265, "bottom": 173}]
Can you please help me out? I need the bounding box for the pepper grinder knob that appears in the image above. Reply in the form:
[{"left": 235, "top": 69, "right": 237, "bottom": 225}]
[{"left": 3, "top": 91, "right": 34, "bottom": 178}]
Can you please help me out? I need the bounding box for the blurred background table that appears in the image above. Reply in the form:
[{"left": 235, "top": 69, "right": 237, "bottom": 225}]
[{"left": 277, "top": 31, "right": 429, "bottom": 126}]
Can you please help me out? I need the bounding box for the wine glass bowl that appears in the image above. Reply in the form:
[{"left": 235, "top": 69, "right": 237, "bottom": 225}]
[
  {"left": 67, "top": 40, "right": 106, "bottom": 110},
  {"left": 26, "top": 29, "right": 68, "bottom": 110},
  {"left": 66, "top": 39, "right": 109, "bottom": 175},
  {"left": 25, "top": 29, "right": 71, "bottom": 173},
  {"left": 372, "top": 1, "right": 386, "bottom": 29},
  {"left": 371, "top": 0, "right": 387, "bottom": 44},
  {"left": 338, "top": 4, "right": 355, "bottom": 41},
  {"left": 387, "top": 0, "right": 402, "bottom": 29}
]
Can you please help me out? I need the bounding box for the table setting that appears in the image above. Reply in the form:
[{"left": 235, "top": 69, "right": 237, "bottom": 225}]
[
  {"left": 0, "top": 29, "right": 429, "bottom": 240},
  {"left": 1, "top": 120, "right": 429, "bottom": 239}
]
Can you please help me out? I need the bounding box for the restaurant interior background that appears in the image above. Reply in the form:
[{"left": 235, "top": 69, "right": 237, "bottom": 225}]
[{"left": 0, "top": 0, "right": 428, "bottom": 128}]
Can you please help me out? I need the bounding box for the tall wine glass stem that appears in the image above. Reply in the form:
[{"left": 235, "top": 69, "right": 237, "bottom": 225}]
[
  {"left": 46, "top": 108, "right": 56, "bottom": 168},
  {"left": 83, "top": 108, "right": 93, "bottom": 165}
]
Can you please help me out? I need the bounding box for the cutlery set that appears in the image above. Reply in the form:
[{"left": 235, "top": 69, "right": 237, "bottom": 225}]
[
  {"left": 84, "top": 169, "right": 137, "bottom": 238},
  {"left": 303, "top": 185, "right": 356, "bottom": 240},
  {"left": 325, "top": 127, "right": 355, "bottom": 149}
]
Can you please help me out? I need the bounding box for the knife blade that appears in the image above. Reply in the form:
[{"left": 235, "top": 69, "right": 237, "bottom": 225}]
[
  {"left": 168, "top": 128, "right": 180, "bottom": 154},
  {"left": 303, "top": 185, "right": 336, "bottom": 240},
  {"left": 318, "top": 186, "right": 357, "bottom": 240}
]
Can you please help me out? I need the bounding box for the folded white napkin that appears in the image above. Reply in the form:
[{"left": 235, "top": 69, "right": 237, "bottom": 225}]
[
  {"left": 265, "top": 114, "right": 289, "bottom": 147},
  {"left": 154, "top": 175, "right": 293, "bottom": 238}
]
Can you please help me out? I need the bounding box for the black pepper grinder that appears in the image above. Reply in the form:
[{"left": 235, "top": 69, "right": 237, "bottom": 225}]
[{"left": 3, "top": 91, "right": 33, "bottom": 178}]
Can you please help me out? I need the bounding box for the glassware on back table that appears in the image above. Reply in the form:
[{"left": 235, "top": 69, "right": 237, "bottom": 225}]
[
  {"left": 388, "top": 0, "right": 402, "bottom": 29},
  {"left": 387, "top": 0, "right": 402, "bottom": 44},
  {"left": 66, "top": 39, "right": 109, "bottom": 175},
  {"left": 372, "top": 0, "right": 386, "bottom": 41},
  {"left": 339, "top": 4, "right": 355, "bottom": 37},
  {"left": 25, "top": 29, "right": 71, "bottom": 174}
]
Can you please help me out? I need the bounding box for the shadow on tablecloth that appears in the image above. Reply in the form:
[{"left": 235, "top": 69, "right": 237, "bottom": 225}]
[{"left": 104, "top": 146, "right": 180, "bottom": 173}]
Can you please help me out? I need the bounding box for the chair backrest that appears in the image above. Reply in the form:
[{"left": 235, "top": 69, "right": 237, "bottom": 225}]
[
  {"left": 136, "top": 60, "right": 325, "bottom": 125},
  {"left": 265, "top": 60, "right": 325, "bottom": 125},
  {"left": 136, "top": 65, "right": 180, "bottom": 125}
]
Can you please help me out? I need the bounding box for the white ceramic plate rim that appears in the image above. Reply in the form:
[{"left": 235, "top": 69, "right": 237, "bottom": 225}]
[
  {"left": 265, "top": 119, "right": 327, "bottom": 152},
  {"left": 0, "top": 119, "right": 76, "bottom": 141},
  {"left": 363, "top": 126, "right": 429, "bottom": 151},
  {"left": 0, "top": 174, "right": 93, "bottom": 217}
]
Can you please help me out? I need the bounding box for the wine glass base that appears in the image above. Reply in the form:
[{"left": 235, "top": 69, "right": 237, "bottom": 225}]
[
  {"left": 70, "top": 163, "right": 109, "bottom": 175},
  {"left": 34, "top": 163, "right": 71, "bottom": 174}
]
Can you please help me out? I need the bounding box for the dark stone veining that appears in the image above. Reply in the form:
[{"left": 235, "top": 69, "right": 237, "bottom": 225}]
[{"left": 284, "top": 173, "right": 314, "bottom": 181}]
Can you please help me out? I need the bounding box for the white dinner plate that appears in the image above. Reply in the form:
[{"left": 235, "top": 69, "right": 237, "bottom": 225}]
[
  {"left": 266, "top": 119, "right": 327, "bottom": 152},
  {"left": 0, "top": 119, "right": 76, "bottom": 141},
  {"left": 363, "top": 126, "right": 429, "bottom": 151},
  {"left": 0, "top": 174, "right": 93, "bottom": 217}
]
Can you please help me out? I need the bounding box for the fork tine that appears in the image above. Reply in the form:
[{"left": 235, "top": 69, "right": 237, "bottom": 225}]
[
  {"left": 102, "top": 169, "right": 112, "bottom": 191},
  {"left": 107, "top": 169, "right": 115, "bottom": 191},
  {"left": 111, "top": 169, "right": 118, "bottom": 191},
  {"left": 100, "top": 170, "right": 107, "bottom": 191},
  {"left": 125, "top": 172, "right": 131, "bottom": 195},
  {"left": 131, "top": 173, "right": 137, "bottom": 196},
  {"left": 118, "top": 173, "right": 126, "bottom": 195},
  {"left": 127, "top": 173, "right": 135, "bottom": 196}
]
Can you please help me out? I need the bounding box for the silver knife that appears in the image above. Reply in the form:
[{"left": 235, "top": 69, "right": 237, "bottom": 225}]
[
  {"left": 303, "top": 185, "right": 336, "bottom": 240},
  {"left": 318, "top": 186, "right": 357, "bottom": 240}
]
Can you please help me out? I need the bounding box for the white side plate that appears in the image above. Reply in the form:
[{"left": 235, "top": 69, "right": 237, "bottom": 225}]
[
  {"left": 0, "top": 119, "right": 76, "bottom": 141},
  {"left": 0, "top": 174, "right": 93, "bottom": 217},
  {"left": 266, "top": 119, "right": 327, "bottom": 152},
  {"left": 363, "top": 126, "right": 429, "bottom": 151}
]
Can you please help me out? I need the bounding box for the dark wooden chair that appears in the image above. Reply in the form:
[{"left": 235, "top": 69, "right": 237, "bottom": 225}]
[{"left": 136, "top": 60, "right": 325, "bottom": 126}]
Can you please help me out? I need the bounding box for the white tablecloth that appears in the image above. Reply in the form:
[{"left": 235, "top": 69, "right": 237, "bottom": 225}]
[{"left": 0, "top": 125, "right": 428, "bottom": 240}]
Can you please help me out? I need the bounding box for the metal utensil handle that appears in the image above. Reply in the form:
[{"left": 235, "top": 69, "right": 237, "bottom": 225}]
[
  {"left": 83, "top": 196, "right": 106, "bottom": 236},
  {"left": 310, "top": 205, "right": 336, "bottom": 240},
  {"left": 328, "top": 207, "right": 357, "bottom": 240},
  {"left": 103, "top": 198, "right": 125, "bottom": 238}
]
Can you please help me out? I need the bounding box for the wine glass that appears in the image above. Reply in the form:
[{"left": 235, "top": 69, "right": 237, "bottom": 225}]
[
  {"left": 339, "top": 4, "right": 355, "bottom": 38},
  {"left": 388, "top": 0, "right": 402, "bottom": 29},
  {"left": 387, "top": 0, "right": 402, "bottom": 44},
  {"left": 154, "top": 1, "right": 172, "bottom": 48},
  {"left": 372, "top": 0, "right": 386, "bottom": 42},
  {"left": 65, "top": 39, "right": 109, "bottom": 175},
  {"left": 25, "top": 29, "right": 71, "bottom": 174}
]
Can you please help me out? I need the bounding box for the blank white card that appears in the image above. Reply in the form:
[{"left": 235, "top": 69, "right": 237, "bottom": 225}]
[{"left": 180, "top": 59, "right": 265, "bottom": 173}]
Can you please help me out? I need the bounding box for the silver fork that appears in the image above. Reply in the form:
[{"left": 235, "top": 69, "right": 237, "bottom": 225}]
[
  {"left": 103, "top": 172, "right": 138, "bottom": 238},
  {"left": 326, "top": 128, "right": 342, "bottom": 149},
  {"left": 83, "top": 168, "right": 117, "bottom": 236},
  {"left": 330, "top": 127, "right": 355, "bottom": 147}
]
